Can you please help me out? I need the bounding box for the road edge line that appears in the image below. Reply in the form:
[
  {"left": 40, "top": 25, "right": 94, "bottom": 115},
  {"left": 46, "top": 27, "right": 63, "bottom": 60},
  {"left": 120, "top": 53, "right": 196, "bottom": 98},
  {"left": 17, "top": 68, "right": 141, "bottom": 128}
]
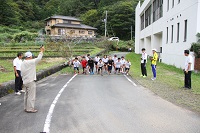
[
  {"left": 124, "top": 75, "right": 137, "bottom": 87},
  {"left": 43, "top": 74, "right": 77, "bottom": 133}
]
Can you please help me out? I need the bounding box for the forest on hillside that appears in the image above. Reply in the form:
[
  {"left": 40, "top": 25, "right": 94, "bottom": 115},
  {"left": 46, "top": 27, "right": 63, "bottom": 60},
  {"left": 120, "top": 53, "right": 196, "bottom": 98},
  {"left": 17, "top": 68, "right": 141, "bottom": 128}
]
[{"left": 0, "top": 0, "right": 142, "bottom": 40}]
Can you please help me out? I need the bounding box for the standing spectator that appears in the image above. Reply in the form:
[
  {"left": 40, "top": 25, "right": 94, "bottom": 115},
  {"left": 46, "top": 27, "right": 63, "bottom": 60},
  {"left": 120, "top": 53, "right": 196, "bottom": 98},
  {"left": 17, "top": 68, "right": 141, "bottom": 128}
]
[
  {"left": 88, "top": 57, "right": 94, "bottom": 75},
  {"left": 183, "top": 50, "right": 193, "bottom": 89},
  {"left": 13, "top": 52, "right": 24, "bottom": 95},
  {"left": 94, "top": 54, "right": 100, "bottom": 73},
  {"left": 73, "top": 57, "right": 80, "bottom": 74},
  {"left": 141, "top": 48, "right": 148, "bottom": 77},
  {"left": 21, "top": 46, "right": 45, "bottom": 113},
  {"left": 81, "top": 56, "right": 87, "bottom": 74},
  {"left": 125, "top": 60, "right": 131, "bottom": 75},
  {"left": 150, "top": 49, "right": 158, "bottom": 80},
  {"left": 107, "top": 56, "right": 114, "bottom": 75}
]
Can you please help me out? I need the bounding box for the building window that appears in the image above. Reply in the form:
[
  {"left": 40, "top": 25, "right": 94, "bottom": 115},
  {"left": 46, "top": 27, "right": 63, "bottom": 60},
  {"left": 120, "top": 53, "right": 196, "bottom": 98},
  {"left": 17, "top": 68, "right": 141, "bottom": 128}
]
[
  {"left": 88, "top": 31, "right": 93, "bottom": 35},
  {"left": 63, "top": 20, "right": 69, "bottom": 23},
  {"left": 141, "top": 14, "right": 144, "bottom": 30},
  {"left": 166, "top": 27, "right": 168, "bottom": 43},
  {"left": 172, "top": 0, "right": 174, "bottom": 8},
  {"left": 145, "top": 5, "right": 151, "bottom": 28},
  {"left": 167, "top": 0, "right": 169, "bottom": 11},
  {"left": 171, "top": 25, "right": 173, "bottom": 43},
  {"left": 153, "top": 0, "right": 163, "bottom": 22},
  {"left": 184, "top": 20, "right": 187, "bottom": 42},
  {"left": 177, "top": 23, "right": 180, "bottom": 42},
  {"left": 79, "top": 30, "right": 85, "bottom": 34},
  {"left": 58, "top": 29, "right": 62, "bottom": 35},
  {"left": 70, "top": 30, "right": 75, "bottom": 34}
]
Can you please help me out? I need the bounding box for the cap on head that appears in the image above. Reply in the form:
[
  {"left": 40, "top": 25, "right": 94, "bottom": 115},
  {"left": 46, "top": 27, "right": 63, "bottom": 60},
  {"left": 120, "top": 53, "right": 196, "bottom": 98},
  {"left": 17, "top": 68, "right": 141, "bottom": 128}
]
[
  {"left": 25, "top": 51, "right": 32, "bottom": 58},
  {"left": 152, "top": 48, "right": 157, "bottom": 52}
]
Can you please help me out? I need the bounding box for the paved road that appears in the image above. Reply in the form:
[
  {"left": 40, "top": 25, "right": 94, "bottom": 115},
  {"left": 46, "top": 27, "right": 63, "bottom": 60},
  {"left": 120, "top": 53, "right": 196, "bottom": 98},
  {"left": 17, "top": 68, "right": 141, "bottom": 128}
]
[{"left": 1, "top": 55, "right": 200, "bottom": 133}]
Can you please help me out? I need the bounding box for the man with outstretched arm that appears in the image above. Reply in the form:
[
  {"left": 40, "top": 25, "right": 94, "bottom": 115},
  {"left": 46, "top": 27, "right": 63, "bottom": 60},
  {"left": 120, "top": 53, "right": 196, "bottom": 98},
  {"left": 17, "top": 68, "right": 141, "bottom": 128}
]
[{"left": 21, "top": 46, "right": 45, "bottom": 113}]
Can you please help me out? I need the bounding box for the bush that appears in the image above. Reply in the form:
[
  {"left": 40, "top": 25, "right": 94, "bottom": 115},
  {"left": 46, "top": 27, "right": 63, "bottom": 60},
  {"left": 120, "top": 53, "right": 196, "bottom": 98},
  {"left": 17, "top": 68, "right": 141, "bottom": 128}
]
[
  {"left": 13, "top": 31, "right": 37, "bottom": 42},
  {"left": 190, "top": 43, "right": 200, "bottom": 58},
  {"left": 190, "top": 33, "right": 200, "bottom": 58}
]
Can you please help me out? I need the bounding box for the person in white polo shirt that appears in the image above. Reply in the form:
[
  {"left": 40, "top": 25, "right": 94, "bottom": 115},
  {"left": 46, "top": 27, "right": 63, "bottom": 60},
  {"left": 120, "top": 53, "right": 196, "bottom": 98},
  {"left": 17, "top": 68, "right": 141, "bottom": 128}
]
[
  {"left": 13, "top": 52, "right": 24, "bottom": 95},
  {"left": 21, "top": 46, "right": 45, "bottom": 113},
  {"left": 183, "top": 50, "right": 193, "bottom": 89}
]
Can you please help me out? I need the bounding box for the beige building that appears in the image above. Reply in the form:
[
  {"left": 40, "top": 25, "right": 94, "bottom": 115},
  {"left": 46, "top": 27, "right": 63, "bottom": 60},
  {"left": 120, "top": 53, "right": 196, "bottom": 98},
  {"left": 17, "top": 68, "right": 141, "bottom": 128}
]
[{"left": 45, "top": 15, "right": 97, "bottom": 38}]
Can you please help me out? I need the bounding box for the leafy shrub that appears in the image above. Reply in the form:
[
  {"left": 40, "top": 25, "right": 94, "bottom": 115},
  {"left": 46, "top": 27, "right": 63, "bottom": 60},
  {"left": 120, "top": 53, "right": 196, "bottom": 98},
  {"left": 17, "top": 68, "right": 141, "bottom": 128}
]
[
  {"left": 190, "top": 33, "right": 200, "bottom": 58},
  {"left": 13, "top": 31, "right": 37, "bottom": 42},
  {"left": 0, "top": 33, "right": 13, "bottom": 43}
]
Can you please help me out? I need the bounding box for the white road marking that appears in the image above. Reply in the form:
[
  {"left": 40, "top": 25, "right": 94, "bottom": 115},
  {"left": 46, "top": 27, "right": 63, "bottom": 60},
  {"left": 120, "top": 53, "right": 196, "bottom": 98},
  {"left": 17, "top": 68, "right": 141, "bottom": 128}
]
[
  {"left": 124, "top": 75, "right": 137, "bottom": 86},
  {"left": 43, "top": 74, "right": 77, "bottom": 133}
]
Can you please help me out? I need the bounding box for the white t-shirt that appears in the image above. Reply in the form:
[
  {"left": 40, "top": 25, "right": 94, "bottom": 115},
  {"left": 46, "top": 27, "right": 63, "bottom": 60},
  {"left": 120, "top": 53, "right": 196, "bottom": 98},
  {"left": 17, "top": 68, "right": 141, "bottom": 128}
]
[
  {"left": 21, "top": 53, "right": 43, "bottom": 84},
  {"left": 185, "top": 55, "right": 193, "bottom": 71},
  {"left": 115, "top": 61, "right": 121, "bottom": 68},
  {"left": 120, "top": 59, "right": 126, "bottom": 65},
  {"left": 94, "top": 57, "right": 100, "bottom": 62},
  {"left": 125, "top": 61, "right": 131, "bottom": 68},
  {"left": 141, "top": 52, "right": 148, "bottom": 63},
  {"left": 13, "top": 57, "right": 22, "bottom": 71},
  {"left": 98, "top": 62, "right": 104, "bottom": 67},
  {"left": 102, "top": 58, "right": 108, "bottom": 63},
  {"left": 85, "top": 56, "right": 89, "bottom": 61},
  {"left": 112, "top": 57, "right": 118, "bottom": 63},
  {"left": 73, "top": 60, "right": 80, "bottom": 67}
]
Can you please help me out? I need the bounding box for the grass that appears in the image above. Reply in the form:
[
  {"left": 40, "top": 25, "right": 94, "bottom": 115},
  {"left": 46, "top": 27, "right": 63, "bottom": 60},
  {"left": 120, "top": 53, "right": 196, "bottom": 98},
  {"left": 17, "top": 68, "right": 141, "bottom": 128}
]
[
  {"left": 126, "top": 52, "right": 200, "bottom": 94},
  {"left": 0, "top": 58, "right": 65, "bottom": 84},
  {"left": 126, "top": 52, "right": 200, "bottom": 113}
]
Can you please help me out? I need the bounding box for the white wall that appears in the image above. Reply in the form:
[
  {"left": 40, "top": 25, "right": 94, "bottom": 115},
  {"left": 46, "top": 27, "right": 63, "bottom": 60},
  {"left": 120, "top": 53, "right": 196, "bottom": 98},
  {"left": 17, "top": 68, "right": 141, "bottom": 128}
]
[{"left": 135, "top": 0, "right": 199, "bottom": 69}]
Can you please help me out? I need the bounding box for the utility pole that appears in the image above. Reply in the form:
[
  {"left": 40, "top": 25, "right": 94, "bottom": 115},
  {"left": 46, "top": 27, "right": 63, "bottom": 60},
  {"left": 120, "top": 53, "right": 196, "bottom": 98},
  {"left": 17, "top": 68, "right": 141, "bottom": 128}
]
[
  {"left": 131, "top": 26, "right": 133, "bottom": 41},
  {"left": 105, "top": 11, "right": 107, "bottom": 38}
]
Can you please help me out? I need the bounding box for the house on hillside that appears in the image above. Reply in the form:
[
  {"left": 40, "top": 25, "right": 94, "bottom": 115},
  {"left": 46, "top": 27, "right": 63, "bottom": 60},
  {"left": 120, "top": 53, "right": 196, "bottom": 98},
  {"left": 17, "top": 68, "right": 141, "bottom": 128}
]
[
  {"left": 45, "top": 15, "right": 97, "bottom": 38},
  {"left": 135, "top": 0, "right": 200, "bottom": 69}
]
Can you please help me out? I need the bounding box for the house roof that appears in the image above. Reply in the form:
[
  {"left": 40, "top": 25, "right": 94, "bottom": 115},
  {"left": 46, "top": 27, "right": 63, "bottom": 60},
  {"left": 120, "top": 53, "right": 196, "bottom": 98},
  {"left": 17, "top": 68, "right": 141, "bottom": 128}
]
[
  {"left": 52, "top": 23, "right": 97, "bottom": 30},
  {"left": 45, "top": 15, "right": 82, "bottom": 22}
]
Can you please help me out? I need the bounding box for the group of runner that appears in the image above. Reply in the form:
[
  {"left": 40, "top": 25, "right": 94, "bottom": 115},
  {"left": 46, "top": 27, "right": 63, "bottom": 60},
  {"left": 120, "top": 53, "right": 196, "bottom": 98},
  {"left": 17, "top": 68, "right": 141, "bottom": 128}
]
[{"left": 72, "top": 54, "right": 131, "bottom": 76}]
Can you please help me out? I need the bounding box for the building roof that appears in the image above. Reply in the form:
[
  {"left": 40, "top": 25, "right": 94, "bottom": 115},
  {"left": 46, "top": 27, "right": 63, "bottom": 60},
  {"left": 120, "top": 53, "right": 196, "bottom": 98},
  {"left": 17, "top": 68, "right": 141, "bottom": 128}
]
[
  {"left": 45, "top": 15, "right": 82, "bottom": 22},
  {"left": 52, "top": 23, "right": 97, "bottom": 30}
]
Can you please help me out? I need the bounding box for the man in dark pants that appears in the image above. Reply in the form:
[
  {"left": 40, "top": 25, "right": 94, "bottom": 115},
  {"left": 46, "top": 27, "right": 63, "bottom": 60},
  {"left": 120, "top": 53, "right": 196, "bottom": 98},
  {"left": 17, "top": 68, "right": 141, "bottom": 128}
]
[
  {"left": 183, "top": 50, "right": 193, "bottom": 89},
  {"left": 140, "top": 48, "right": 148, "bottom": 77},
  {"left": 13, "top": 52, "right": 24, "bottom": 95}
]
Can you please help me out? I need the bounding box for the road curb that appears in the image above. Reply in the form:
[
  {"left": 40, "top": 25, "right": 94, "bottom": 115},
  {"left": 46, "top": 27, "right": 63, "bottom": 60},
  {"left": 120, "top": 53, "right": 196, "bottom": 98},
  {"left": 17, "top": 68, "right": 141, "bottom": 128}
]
[{"left": 0, "top": 63, "right": 67, "bottom": 98}]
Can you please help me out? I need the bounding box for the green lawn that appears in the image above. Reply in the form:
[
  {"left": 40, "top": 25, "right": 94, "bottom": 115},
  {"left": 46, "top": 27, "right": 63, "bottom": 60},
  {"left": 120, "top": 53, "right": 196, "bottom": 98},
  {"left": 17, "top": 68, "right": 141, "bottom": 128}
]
[
  {"left": 126, "top": 52, "right": 200, "bottom": 94},
  {"left": 0, "top": 58, "right": 65, "bottom": 84}
]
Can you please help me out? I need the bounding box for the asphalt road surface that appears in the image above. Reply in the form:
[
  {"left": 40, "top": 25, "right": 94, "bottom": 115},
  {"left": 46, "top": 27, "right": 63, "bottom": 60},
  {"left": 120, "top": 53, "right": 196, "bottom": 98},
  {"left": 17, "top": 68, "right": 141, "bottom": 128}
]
[{"left": 1, "top": 58, "right": 200, "bottom": 133}]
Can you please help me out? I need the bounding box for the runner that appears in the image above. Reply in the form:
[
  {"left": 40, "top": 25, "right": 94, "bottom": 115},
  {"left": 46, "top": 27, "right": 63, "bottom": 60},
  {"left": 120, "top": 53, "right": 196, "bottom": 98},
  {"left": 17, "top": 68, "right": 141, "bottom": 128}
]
[
  {"left": 73, "top": 57, "right": 80, "bottom": 74},
  {"left": 94, "top": 54, "right": 100, "bottom": 73},
  {"left": 107, "top": 56, "right": 114, "bottom": 75},
  {"left": 102, "top": 55, "right": 108, "bottom": 73},
  {"left": 112, "top": 55, "right": 118, "bottom": 70},
  {"left": 81, "top": 56, "right": 87, "bottom": 74},
  {"left": 97, "top": 59, "right": 104, "bottom": 76},
  {"left": 115, "top": 58, "right": 122, "bottom": 74},
  {"left": 120, "top": 56, "right": 126, "bottom": 73},
  {"left": 88, "top": 57, "right": 94, "bottom": 75},
  {"left": 125, "top": 59, "right": 131, "bottom": 75}
]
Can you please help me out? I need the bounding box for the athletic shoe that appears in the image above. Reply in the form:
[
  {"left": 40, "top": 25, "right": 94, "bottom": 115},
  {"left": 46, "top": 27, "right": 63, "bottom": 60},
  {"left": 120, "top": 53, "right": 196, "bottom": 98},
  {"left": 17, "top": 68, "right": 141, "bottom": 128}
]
[
  {"left": 127, "top": 73, "right": 129, "bottom": 75},
  {"left": 15, "top": 92, "right": 21, "bottom": 95},
  {"left": 140, "top": 75, "right": 143, "bottom": 77},
  {"left": 151, "top": 78, "right": 156, "bottom": 81},
  {"left": 143, "top": 76, "right": 146, "bottom": 78},
  {"left": 20, "top": 90, "right": 25, "bottom": 93}
]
